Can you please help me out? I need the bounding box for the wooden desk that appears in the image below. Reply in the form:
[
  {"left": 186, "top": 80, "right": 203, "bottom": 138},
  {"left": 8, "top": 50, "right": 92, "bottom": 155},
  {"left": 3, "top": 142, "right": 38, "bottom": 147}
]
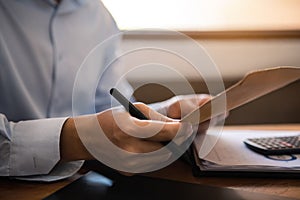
[{"left": 1, "top": 125, "right": 299, "bottom": 200}]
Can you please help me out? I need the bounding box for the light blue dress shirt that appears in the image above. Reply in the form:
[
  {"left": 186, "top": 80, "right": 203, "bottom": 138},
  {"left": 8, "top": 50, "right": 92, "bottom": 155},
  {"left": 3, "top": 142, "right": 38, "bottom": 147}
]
[{"left": 0, "top": 0, "right": 132, "bottom": 181}]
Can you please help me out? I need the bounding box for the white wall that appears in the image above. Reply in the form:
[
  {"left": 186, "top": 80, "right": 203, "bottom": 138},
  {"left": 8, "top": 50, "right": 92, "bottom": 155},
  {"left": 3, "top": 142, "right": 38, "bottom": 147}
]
[
  {"left": 121, "top": 34, "right": 300, "bottom": 82},
  {"left": 201, "top": 38, "right": 300, "bottom": 78}
]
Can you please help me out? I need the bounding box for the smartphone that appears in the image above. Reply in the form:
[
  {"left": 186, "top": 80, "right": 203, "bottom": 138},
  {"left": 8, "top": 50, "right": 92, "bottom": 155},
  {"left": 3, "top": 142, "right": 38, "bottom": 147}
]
[{"left": 244, "top": 135, "right": 300, "bottom": 155}]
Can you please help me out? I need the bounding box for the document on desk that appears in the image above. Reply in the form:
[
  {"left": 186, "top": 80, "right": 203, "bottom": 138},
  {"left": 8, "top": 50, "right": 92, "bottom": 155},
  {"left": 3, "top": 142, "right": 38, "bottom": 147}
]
[{"left": 194, "top": 129, "right": 300, "bottom": 172}]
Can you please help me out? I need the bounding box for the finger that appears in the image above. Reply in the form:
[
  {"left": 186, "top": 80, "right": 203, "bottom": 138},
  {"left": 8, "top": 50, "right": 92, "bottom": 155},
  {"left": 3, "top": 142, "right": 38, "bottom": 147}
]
[
  {"left": 167, "top": 100, "right": 181, "bottom": 119},
  {"left": 121, "top": 117, "right": 182, "bottom": 141},
  {"left": 175, "top": 94, "right": 211, "bottom": 106},
  {"left": 196, "top": 94, "right": 211, "bottom": 106},
  {"left": 119, "top": 138, "right": 163, "bottom": 153},
  {"left": 119, "top": 113, "right": 192, "bottom": 142},
  {"left": 145, "top": 121, "right": 193, "bottom": 142},
  {"left": 110, "top": 108, "right": 181, "bottom": 141},
  {"left": 111, "top": 103, "right": 192, "bottom": 142},
  {"left": 133, "top": 102, "right": 175, "bottom": 122},
  {"left": 167, "top": 94, "right": 212, "bottom": 119}
]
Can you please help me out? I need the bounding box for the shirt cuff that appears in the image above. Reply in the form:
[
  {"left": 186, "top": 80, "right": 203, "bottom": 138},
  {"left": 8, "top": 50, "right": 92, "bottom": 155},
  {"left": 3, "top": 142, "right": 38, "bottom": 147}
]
[
  {"left": 9, "top": 117, "right": 68, "bottom": 176},
  {"left": 15, "top": 160, "right": 84, "bottom": 182}
]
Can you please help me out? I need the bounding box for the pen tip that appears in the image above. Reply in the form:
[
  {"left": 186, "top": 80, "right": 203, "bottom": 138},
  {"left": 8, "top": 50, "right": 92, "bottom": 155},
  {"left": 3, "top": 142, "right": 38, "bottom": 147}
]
[{"left": 109, "top": 88, "right": 114, "bottom": 95}]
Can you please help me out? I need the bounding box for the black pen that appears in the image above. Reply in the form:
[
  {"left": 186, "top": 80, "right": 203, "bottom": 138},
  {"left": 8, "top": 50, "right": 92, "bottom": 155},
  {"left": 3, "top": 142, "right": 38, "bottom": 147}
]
[
  {"left": 109, "top": 88, "right": 148, "bottom": 120},
  {"left": 109, "top": 88, "right": 194, "bottom": 162}
]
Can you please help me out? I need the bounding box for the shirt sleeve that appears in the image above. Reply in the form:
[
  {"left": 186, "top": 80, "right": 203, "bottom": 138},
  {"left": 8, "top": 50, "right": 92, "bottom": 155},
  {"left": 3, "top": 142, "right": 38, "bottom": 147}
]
[
  {"left": 94, "top": 30, "right": 134, "bottom": 111},
  {"left": 0, "top": 113, "right": 82, "bottom": 180}
]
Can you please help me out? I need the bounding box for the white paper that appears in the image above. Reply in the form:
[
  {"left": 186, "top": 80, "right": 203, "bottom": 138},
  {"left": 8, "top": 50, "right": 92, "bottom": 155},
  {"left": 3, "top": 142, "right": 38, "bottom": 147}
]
[{"left": 194, "top": 129, "right": 300, "bottom": 171}]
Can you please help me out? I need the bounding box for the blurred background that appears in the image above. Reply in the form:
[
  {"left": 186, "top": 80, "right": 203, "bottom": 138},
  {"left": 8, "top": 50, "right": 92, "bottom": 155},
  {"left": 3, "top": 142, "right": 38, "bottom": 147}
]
[{"left": 102, "top": 0, "right": 300, "bottom": 125}]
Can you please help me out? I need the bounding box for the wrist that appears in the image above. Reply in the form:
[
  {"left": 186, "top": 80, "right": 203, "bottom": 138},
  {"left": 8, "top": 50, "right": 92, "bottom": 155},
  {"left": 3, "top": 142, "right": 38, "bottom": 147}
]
[{"left": 60, "top": 118, "right": 94, "bottom": 162}]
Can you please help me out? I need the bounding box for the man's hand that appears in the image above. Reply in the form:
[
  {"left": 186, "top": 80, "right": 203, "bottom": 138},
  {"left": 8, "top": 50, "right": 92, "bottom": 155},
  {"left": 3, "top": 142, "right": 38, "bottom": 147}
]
[
  {"left": 96, "top": 103, "right": 187, "bottom": 153},
  {"left": 59, "top": 103, "right": 193, "bottom": 173},
  {"left": 165, "top": 94, "right": 211, "bottom": 119},
  {"left": 154, "top": 94, "right": 213, "bottom": 134}
]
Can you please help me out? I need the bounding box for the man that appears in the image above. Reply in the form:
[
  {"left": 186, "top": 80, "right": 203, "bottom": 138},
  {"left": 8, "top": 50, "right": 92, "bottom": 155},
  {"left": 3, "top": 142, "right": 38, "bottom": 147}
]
[{"left": 0, "top": 0, "right": 211, "bottom": 181}]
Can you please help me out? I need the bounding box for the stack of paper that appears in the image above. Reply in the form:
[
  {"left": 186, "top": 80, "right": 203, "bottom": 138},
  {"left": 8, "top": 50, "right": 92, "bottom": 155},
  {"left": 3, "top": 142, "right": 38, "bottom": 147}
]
[{"left": 194, "top": 129, "right": 300, "bottom": 172}]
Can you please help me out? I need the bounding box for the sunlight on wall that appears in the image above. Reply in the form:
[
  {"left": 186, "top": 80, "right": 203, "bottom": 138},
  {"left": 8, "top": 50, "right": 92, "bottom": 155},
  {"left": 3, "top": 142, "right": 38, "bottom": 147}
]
[{"left": 102, "top": 0, "right": 300, "bottom": 31}]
